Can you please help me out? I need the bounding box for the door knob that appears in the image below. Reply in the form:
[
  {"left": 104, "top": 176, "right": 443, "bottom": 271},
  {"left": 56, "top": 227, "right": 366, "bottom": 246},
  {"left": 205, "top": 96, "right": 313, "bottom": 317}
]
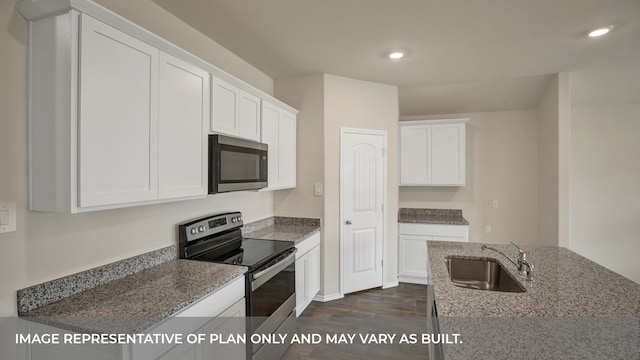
[{"left": 345, "top": 220, "right": 352, "bottom": 225}]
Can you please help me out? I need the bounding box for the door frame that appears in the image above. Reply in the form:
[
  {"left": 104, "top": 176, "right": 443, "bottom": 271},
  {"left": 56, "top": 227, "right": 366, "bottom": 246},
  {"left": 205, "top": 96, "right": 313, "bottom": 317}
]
[{"left": 339, "top": 127, "right": 388, "bottom": 297}]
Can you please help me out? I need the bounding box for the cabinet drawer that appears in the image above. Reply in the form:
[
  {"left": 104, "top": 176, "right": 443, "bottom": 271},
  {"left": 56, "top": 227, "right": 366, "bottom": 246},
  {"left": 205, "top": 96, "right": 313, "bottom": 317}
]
[
  {"left": 399, "top": 223, "right": 468, "bottom": 239},
  {"left": 295, "top": 232, "right": 320, "bottom": 259}
]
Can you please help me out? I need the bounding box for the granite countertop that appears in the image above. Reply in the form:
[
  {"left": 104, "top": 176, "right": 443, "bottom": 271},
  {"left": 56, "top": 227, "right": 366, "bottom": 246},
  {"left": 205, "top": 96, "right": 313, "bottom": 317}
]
[
  {"left": 398, "top": 208, "right": 469, "bottom": 225},
  {"left": 244, "top": 216, "right": 321, "bottom": 244},
  {"left": 428, "top": 241, "right": 640, "bottom": 359},
  {"left": 20, "top": 260, "right": 246, "bottom": 334}
]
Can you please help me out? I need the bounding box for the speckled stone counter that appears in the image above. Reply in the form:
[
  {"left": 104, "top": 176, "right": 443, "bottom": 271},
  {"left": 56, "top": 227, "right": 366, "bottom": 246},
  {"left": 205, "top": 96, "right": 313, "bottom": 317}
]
[
  {"left": 398, "top": 208, "right": 469, "bottom": 225},
  {"left": 428, "top": 241, "right": 640, "bottom": 359},
  {"left": 17, "top": 246, "right": 177, "bottom": 315},
  {"left": 243, "top": 216, "right": 320, "bottom": 243},
  {"left": 18, "top": 260, "right": 246, "bottom": 334}
]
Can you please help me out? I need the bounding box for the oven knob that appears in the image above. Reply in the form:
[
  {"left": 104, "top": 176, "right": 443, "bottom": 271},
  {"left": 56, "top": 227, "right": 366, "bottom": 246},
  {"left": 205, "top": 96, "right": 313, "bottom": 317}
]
[
  {"left": 231, "top": 218, "right": 237, "bottom": 223},
  {"left": 190, "top": 228, "right": 197, "bottom": 235},
  {"left": 198, "top": 226, "right": 206, "bottom": 232}
]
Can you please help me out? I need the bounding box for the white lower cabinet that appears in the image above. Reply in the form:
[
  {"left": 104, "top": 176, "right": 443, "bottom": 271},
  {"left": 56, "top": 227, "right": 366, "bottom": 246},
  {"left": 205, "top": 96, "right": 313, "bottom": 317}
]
[
  {"left": 131, "top": 276, "right": 245, "bottom": 360},
  {"left": 25, "top": 277, "right": 246, "bottom": 360},
  {"left": 200, "top": 299, "right": 245, "bottom": 360},
  {"left": 154, "top": 344, "right": 198, "bottom": 360},
  {"left": 295, "top": 233, "right": 321, "bottom": 316},
  {"left": 398, "top": 223, "right": 469, "bottom": 284}
]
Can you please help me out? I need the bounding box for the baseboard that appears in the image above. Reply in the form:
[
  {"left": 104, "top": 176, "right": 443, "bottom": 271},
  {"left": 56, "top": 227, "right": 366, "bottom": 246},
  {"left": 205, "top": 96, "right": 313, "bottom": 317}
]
[
  {"left": 383, "top": 280, "right": 399, "bottom": 289},
  {"left": 313, "top": 293, "right": 344, "bottom": 302},
  {"left": 398, "top": 275, "right": 429, "bottom": 285}
]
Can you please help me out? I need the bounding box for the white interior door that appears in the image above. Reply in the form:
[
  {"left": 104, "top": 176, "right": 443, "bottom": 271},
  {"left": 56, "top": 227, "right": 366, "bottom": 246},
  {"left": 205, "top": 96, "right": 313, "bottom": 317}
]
[{"left": 341, "top": 129, "right": 386, "bottom": 294}]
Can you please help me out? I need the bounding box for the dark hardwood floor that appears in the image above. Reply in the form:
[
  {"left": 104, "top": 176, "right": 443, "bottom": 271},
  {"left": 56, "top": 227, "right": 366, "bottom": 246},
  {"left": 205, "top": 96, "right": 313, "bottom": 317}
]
[{"left": 282, "top": 283, "right": 429, "bottom": 360}]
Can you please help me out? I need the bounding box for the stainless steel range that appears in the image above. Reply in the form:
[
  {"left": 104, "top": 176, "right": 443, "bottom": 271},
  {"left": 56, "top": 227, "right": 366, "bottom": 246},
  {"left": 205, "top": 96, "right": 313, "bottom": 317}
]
[{"left": 178, "top": 212, "right": 296, "bottom": 360}]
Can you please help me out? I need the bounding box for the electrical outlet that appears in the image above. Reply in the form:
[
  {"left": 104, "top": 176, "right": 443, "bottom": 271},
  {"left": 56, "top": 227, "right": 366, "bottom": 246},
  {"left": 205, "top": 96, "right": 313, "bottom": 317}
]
[{"left": 485, "top": 225, "right": 492, "bottom": 234}]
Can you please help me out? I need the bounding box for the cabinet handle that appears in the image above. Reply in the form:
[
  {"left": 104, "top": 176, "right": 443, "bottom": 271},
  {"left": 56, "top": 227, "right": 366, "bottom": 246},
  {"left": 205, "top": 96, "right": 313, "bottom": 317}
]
[{"left": 345, "top": 220, "right": 352, "bottom": 225}]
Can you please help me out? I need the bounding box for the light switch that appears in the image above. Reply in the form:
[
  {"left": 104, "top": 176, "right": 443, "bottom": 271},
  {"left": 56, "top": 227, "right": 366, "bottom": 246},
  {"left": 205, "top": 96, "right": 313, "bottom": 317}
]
[
  {"left": 0, "top": 203, "right": 16, "bottom": 234},
  {"left": 314, "top": 183, "right": 323, "bottom": 196},
  {"left": 0, "top": 210, "right": 9, "bottom": 225},
  {"left": 492, "top": 200, "right": 499, "bottom": 209}
]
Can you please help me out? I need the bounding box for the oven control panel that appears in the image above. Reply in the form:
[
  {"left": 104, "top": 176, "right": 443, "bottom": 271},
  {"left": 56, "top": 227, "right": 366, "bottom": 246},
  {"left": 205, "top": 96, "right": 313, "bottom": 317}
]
[{"left": 180, "top": 212, "right": 244, "bottom": 243}]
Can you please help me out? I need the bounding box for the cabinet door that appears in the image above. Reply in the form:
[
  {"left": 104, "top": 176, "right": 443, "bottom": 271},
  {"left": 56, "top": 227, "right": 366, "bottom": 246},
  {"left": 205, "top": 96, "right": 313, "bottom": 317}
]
[
  {"left": 238, "top": 91, "right": 261, "bottom": 141},
  {"left": 201, "top": 299, "right": 246, "bottom": 360},
  {"left": 307, "top": 245, "right": 320, "bottom": 302},
  {"left": 431, "top": 123, "right": 465, "bottom": 185},
  {"left": 211, "top": 77, "right": 239, "bottom": 135},
  {"left": 156, "top": 344, "right": 199, "bottom": 360},
  {"left": 78, "top": 14, "right": 159, "bottom": 207},
  {"left": 295, "top": 254, "right": 308, "bottom": 317},
  {"left": 400, "top": 125, "right": 430, "bottom": 185},
  {"left": 158, "top": 52, "right": 209, "bottom": 199},
  {"left": 261, "top": 102, "right": 297, "bottom": 191},
  {"left": 278, "top": 111, "right": 297, "bottom": 188},
  {"left": 398, "top": 234, "right": 431, "bottom": 284},
  {"left": 261, "top": 102, "right": 280, "bottom": 189}
]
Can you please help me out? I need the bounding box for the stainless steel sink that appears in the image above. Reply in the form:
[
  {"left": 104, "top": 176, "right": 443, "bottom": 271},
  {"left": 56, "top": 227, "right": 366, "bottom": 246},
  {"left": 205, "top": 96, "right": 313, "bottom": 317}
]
[{"left": 444, "top": 256, "right": 526, "bottom": 293}]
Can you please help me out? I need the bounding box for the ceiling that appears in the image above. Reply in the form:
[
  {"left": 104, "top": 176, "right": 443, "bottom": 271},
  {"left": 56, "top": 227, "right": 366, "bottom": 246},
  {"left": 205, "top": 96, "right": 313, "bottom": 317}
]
[{"left": 153, "top": 0, "right": 640, "bottom": 115}]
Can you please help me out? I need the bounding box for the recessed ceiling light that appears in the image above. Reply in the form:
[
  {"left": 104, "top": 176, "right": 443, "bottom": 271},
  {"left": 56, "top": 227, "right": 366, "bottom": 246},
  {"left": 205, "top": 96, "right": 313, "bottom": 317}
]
[
  {"left": 587, "top": 26, "right": 613, "bottom": 38},
  {"left": 388, "top": 51, "right": 404, "bottom": 60}
]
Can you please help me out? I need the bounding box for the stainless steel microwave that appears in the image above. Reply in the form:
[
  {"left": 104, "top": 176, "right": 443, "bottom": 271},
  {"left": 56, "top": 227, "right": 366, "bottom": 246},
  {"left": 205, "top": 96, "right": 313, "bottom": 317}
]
[{"left": 208, "top": 135, "right": 268, "bottom": 193}]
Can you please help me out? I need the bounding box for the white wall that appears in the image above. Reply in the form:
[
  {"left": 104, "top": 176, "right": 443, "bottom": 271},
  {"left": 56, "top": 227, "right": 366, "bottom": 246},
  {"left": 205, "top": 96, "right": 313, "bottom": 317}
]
[
  {"left": 536, "top": 74, "right": 571, "bottom": 247},
  {"left": 272, "top": 74, "right": 327, "bottom": 293},
  {"left": 0, "top": 0, "right": 275, "bottom": 316},
  {"left": 273, "top": 75, "right": 325, "bottom": 219},
  {"left": 399, "top": 110, "right": 539, "bottom": 245},
  {"left": 323, "top": 74, "right": 400, "bottom": 295},
  {"left": 537, "top": 76, "right": 559, "bottom": 246},
  {"left": 274, "top": 74, "right": 399, "bottom": 298},
  {"left": 570, "top": 104, "right": 640, "bottom": 284},
  {"left": 95, "top": 0, "right": 274, "bottom": 95}
]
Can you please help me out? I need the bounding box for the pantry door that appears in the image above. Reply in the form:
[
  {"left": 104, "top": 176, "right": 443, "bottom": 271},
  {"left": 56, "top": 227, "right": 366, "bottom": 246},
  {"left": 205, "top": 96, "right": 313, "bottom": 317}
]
[{"left": 340, "top": 128, "right": 387, "bottom": 294}]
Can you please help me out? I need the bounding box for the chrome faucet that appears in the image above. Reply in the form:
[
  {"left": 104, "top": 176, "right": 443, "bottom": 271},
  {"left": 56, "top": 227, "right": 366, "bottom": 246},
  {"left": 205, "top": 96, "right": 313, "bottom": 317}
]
[
  {"left": 509, "top": 242, "right": 535, "bottom": 281},
  {"left": 481, "top": 242, "right": 535, "bottom": 281}
]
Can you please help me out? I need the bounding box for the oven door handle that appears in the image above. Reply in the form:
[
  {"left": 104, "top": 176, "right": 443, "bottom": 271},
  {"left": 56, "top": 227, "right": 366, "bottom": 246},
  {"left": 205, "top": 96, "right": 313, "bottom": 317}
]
[{"left": 252, "top": 248, "right": 297, "bottom": 290}]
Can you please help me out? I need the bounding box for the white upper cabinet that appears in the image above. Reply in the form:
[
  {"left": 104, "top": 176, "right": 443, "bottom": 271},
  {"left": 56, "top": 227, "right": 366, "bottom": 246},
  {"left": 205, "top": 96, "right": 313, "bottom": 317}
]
[
  {"left": 17, "top": 0, "right": 298, "bottom": 212},
  {"left": 78, "top": 14, "right": 160, "bottom": 207},
  {"left": 158, "top": 52, "right": 210, "bottom": 199},
  {"left": 21, "top": 10, "right": 210, "bottom": 212},
  {"left": 399, "top": 119, "right": 467, "bottom": 186},
  {"left": 238, "top": 91, "right": 262, "bottom": 141},
  {"left": 431, "top": 123, "right": 465, "bottom": 185},
  {"left": 261, "top": 102, "right": 297, "bottom": 190},
  {"left": 211, "top": 77, "right": 261, "bottom": 142},
  {"left": 400, "top": 125, "right": 430, "bottom": 185},
  {"left": 211, "top": 77, "right": 239, "bottom": 135}
]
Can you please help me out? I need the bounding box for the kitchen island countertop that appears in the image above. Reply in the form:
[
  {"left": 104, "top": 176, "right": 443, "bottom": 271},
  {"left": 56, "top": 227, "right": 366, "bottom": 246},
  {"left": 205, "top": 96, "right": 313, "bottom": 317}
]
[{"left": 428, "top": 241, "right": 640, "bottom": 359}]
